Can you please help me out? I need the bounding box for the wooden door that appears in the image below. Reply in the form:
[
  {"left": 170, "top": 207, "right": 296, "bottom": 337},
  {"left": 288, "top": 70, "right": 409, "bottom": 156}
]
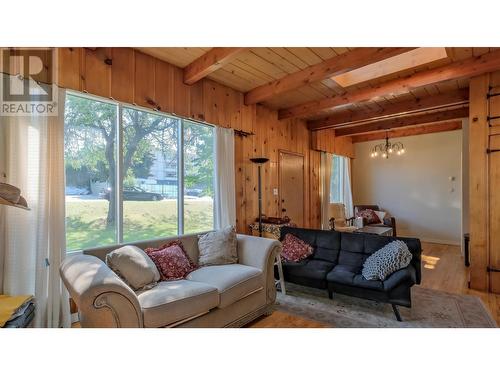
[
  {"left": 279, "top": 151, "right": 305, "bottom": 227},
  {"left": 489, "top": 135, "right": 500, "bottom": 293}
]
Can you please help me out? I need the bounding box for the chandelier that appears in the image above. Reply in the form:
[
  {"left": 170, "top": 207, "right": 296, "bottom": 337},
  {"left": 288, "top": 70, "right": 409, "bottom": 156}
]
[{"left": 370, "top": 135, "right": 405, "bottom": 159}]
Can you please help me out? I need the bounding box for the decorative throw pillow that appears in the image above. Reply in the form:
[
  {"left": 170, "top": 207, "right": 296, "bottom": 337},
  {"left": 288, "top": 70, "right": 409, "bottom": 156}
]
[
  {"left": 356, "top": 209, "right": 381, "bottom": 224},
  {"left": 106, "top": 245, "right": 161, "bottom": 291},
  {"left": 145, "top": 241, "right": 197, "bottom": 281},
  {"left": 198, "top": 226, "right": 238, "bottom": 266},
  {"left": 374, "top": 210, "right": 387, "bottom": 223},
  {"left": 362, "top": 240, "right": 413, "bottom": 281},
  {"left": 281, "top": 233, "right": 314, "bottom": 262}
]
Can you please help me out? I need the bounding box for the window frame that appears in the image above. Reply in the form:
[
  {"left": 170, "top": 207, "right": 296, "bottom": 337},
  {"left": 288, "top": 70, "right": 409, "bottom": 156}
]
[{"left": 64, "top": 90, "right": 216, "bottom": 252}]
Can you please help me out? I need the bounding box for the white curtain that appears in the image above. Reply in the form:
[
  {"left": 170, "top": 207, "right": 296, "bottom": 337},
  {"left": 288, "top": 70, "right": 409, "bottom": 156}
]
[
  {"left": 320, "top": 152, "right": 333, "bottom": 229},
  {"left": 320, "top": 153, "right": 353, "bottom": 228},
  {"left": 214, "top": 127, "right": 236, "bottom": 229},
  {"left": 0, "top": 76, "right": 71, "bottom": 328},
  {"left": 341, "top": 156, "right": 354, "bottom": 219}
]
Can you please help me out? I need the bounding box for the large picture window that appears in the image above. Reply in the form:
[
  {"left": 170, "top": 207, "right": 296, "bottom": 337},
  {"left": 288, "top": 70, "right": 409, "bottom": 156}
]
[{"left": 64, "top": 93, "right": 215, "bottom": 252}]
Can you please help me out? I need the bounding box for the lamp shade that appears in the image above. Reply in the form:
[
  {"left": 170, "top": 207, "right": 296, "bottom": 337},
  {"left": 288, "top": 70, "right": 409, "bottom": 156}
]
[
  {"left": 250, "top": 157, "right": 269, "bottom": 164},
  {"left": 0, "top": 183, "right": 30, "bottom": 210},
  {"left": 328, "top": 203, "right": 345, "bottom": 220}
]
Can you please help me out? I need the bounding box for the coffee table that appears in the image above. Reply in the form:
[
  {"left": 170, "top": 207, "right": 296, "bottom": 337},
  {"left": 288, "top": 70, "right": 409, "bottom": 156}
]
[{"left": 354, "top": 226, "right": 393, "bottom": 236}]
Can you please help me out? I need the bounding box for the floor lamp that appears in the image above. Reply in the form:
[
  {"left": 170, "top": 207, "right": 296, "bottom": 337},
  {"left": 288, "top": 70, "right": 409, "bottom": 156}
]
[{"left": 250, "top": 157, "right": 269, "bottom": 237}]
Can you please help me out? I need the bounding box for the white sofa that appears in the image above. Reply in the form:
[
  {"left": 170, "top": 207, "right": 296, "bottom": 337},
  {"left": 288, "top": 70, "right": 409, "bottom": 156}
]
[{"left": 60, "top": 233, "right": 281, "bottom": 328}]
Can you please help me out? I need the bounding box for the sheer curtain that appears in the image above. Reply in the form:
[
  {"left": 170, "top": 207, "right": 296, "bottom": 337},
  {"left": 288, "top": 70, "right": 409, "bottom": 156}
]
[
  {"left": 214, "top": 127, "right": 236, "bottom": 229},
  {"left": 321, "top": 154, "right": 353, "bottom": 227},
  {"left": 341, "top": 156, "right": 354, "bottom": 219},
  {"left": 320, "top": 152, "right": 333, "bottom": 229},
  {"left": 0, "top": 76, "right": 70, "bottom": 328}
]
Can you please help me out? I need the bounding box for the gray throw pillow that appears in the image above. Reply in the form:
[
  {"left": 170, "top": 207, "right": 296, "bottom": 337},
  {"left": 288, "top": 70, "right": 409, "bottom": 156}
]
[
  {"left": 106, "top": 245, "right": 160, "bottom": 290},
  {"left": 362, "top": 240, "right": 412, "bottom": 281},
  {"left": 198, "top": 226, "right": 238, "bottom": 266}
]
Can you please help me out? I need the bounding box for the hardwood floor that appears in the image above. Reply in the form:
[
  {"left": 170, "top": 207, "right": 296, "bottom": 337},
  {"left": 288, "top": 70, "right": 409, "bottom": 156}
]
[
  {"left": 246, "top": 310, "right": 328, "bottom": 328},
  {"left": 419, "top": 241, "right": 500, "bottom": 326}
]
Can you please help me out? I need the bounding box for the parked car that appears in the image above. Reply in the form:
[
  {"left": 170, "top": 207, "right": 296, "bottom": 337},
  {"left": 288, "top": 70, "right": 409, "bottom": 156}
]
[
  {"left": 102, "top": 187, "right": 163, "bottom": 201},
  {"left": 185, "top": 188, "right": 203, "bottom": 197}
]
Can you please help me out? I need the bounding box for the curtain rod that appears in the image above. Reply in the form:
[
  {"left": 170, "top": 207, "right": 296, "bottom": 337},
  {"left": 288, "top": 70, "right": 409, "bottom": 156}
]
[{"left": 234, "top": 129, "right": 254, "bottom": 137}]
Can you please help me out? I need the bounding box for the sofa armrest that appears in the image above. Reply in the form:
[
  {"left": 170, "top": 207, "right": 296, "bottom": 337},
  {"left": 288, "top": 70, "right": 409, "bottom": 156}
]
[
  {"left": 383, "top": 216, "right": 395, "bottom": 227},
  {"left": 383, "top": 266, "right": 416, "bottom": 291},
  {"left": 237, "top": 234, "right": 281, "bottom": 271},
  {"left": 60, "top": 254, "right": 143, "bottom": 328},
  {"left": 237, "top": 234, "right": 282, "bottom": 305}
]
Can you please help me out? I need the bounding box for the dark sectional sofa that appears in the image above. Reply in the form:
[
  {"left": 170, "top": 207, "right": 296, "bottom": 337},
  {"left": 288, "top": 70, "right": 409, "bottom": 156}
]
[{"left": 278, "top": 227, "right": 422, "bottom": 321}]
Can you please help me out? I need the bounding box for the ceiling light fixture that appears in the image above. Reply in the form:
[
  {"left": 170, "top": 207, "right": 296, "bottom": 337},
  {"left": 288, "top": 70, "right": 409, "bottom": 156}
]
[{"left": 370, "top": 134, "right": 405, "bottom": 159}]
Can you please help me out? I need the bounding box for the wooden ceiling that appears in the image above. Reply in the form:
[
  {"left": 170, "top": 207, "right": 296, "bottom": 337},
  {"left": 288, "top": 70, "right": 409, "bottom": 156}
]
[{"left": 136, "top": 47, "right": 500, "bottom": 136}]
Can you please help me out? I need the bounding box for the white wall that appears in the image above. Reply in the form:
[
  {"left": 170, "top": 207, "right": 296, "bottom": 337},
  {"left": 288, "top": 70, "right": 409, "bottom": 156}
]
[{"left": 352, "top": 130, "right": 462, "bottom": 245}]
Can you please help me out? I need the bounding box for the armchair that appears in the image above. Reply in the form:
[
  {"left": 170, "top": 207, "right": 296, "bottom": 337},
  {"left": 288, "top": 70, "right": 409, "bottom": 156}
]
[
  {"left": 354, "top": 204, "right": 397, "bottom": 236},
  {"left": 328, "top": 203, "right": 357, "bottom": 232}
]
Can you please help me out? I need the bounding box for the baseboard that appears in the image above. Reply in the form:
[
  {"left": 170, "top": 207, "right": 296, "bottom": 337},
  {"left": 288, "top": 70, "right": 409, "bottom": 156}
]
[{"left": 417, "top": 237, "right": 461, "bottom": 246}]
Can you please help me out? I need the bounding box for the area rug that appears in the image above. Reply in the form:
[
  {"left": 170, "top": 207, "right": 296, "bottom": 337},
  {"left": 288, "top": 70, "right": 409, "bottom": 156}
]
[{"left": 276, "top": 283, "right": 497, "bottom": 328}]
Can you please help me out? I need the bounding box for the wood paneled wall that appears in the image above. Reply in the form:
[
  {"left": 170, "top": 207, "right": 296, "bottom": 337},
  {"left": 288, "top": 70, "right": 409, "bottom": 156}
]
[
  {"left": 235, "top": 105, "right": 322, "bottom": 233},
  {"left": 0, "top": 47, "right": 324, "bottom": 233},
  {"left": 468, "top": 70, "right": 500, "bottom": 293},
  {"left": 311, "top": 128, "right": 355, "bottom": 158}
]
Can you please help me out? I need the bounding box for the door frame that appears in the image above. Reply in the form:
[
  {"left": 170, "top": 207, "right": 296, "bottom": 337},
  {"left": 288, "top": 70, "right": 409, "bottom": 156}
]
[{"left": 278, "top": 150, "right": 305, "bottom": 224}]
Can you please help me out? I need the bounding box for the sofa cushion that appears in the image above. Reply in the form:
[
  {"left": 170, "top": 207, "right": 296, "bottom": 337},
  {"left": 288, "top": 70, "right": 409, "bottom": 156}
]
[
  {"left": 363, "top": 235, "right": 397, "bottom": 255},
  {"left": 326, "top": 264, "right": 361, "bottom": 284},
  {"left": 327, "top": 264, "right": 383, "bottom": 291},
  {"left": 198, "top": 226, "right": 238, "bottom": 266},
  {"left": 352, "top": 275, "right": 384, "bottom": 291},
  {"left": 105, "top": 245, "right": 160, "bottom": 291},
  {"left": 312, "top": 230, "right": 340, "bottom": 263},
  {"left": 279, "top": 259, "right": 309, "bottom": 276},
  {"left": 137, "top": 280, "right": 219, "bottom": 327},
  {"left": 340, "top": 232, "right": 365, "bottom": 253},
  {"left": 337, "top": 233, "right": 369, "bottom": 267},
  {"left": 186, "top": 264, "right": 262, "bottom": 308},
  {"left": 283, "top": 260, "right": 335, "bottom": 281}
]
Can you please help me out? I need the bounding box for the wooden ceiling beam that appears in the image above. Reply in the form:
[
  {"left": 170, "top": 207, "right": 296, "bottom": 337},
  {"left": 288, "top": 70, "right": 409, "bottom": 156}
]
[
  {"left": 244, "top": 47, "right": 414, "bottom": 105},
  {"left": 279, "top": 49, "right": 500, "bottom": 120},
  {"left": 308, "top": 88, "right": 469, "bottom": 130},
  {"left": 350, "top": 120, "right": 463, "bottom": 143},
  {"left": 183, "top": 47, "right": 246, "bottom": 85},
  {"left": 335, "top": 107, "right": 468, "bottom": 137}
]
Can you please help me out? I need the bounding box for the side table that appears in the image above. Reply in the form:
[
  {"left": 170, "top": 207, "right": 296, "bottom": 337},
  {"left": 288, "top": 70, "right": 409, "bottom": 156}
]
[
  {"left": 249, "top": 221, "right": 291, "bottom": 295},
  {"left": 274, "top": 253, "right": 286, "bottom": 295}
]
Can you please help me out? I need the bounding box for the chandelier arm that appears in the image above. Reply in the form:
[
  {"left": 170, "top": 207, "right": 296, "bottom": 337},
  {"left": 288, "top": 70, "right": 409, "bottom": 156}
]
[{"left": 369, "top": 136, "right": 405, "bottom": 159}]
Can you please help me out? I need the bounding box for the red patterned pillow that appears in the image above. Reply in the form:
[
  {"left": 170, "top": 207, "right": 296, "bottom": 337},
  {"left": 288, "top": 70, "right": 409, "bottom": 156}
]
[
  {"left": 145, "top": 240, "right": 196, "bottom": 281},
  {"left": 281, "top": 234, "right": 314, "bottom": 262},
  {"left": 356, "top": 209, "right": 381, "bottom": 225}
]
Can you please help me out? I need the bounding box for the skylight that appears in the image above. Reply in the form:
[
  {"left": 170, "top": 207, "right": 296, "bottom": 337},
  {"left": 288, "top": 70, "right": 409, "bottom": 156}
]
[{"left": 331, "top": 47, "right": 449, "bottom": 88}]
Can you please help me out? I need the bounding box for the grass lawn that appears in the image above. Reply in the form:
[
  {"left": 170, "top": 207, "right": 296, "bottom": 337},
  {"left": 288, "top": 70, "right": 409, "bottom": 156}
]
[{"left": 66, "top": 198, "right": 213, "bottom": 251}]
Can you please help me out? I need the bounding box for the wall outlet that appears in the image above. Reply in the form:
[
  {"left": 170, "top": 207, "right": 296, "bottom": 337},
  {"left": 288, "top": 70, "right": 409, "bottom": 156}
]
[{"left": 273, "top": 188, "right": 278, "bottom": 195}]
